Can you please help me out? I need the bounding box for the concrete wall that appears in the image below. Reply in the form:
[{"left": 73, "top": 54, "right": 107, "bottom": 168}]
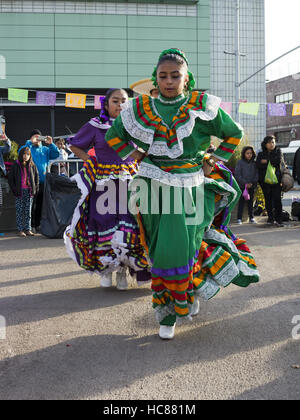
[{"left": 0, "top": 0, "right": 210, "bottom": 90}]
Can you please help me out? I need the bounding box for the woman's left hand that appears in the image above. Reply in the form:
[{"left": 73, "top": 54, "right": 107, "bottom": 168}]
[{"left": 203, "top": 159, "right": 214, "bottom": 176}]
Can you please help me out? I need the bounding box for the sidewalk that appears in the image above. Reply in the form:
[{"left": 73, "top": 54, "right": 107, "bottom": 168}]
[{"left": 0, "top": 222, "right": 299, "bottom": 400}]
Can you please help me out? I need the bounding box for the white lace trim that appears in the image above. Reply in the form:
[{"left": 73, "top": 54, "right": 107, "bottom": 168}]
[
  {"left": 176, "top": 95, "right": 221, "bottom": 143},
  {"left": 121, "top": 93, "right": 221, "bottom": 159},
  {"left": 204, "top": 177, "right": 238, "bottom": 215},
  {"left": 95, "top": 174, "right": 134, "bottom": 186},
  {"left": 89, "top": 119, "right": 111, "bottom": 130},
  {"left": 157, "top": 93, "right": 185, "bottom": 104},
  {"left": 136, "top": 161, "right": 205, "bottom": 187}
]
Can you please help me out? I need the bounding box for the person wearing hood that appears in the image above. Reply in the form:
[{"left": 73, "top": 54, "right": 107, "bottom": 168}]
[{"left": 22, "top": 129, "right": 59, "bottom": 231}]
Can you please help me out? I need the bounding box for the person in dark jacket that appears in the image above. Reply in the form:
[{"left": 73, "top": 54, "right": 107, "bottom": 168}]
[
  {"left": 21, "top": 129, "right": 59, "bottom": 231},
  {"left": 0, "top": 117, "right": 12, "bottom": 210},
  {"left": 256, "top": 135, "right": 283, "bottom": 226},
  {"left": 8, "top": 147, "right": 39, "bottom": 236},
  {"left": 292, "top": 147, "right": 300, "bottom": 185},
  {"left": 235, "top": 146, "right": 259, "bottom": 224}
]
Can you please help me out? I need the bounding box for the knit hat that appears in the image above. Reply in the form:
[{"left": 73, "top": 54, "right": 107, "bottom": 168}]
[{"left": 30, "top": 129, "right": 42, "bottom": 138}]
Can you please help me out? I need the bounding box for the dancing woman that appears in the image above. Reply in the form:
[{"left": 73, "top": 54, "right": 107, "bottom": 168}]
[
  {"left": 65, "top": 88, "right": 150, "bottom": 290},
  {"left": 105, "top": 49, "right": 259, "bottom": 338}
]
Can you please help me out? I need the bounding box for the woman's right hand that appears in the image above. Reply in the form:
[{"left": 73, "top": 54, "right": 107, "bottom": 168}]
[
  {"left": 69, "top": 145, "right": 90, "bottom": 162},
  {"left": 131, "top": 150, "right": 146, "bottom": 162}
]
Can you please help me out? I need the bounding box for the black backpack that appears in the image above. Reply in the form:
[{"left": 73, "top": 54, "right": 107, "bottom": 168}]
[{"left": 291, "top": 201, "right": 300, "bottom": 221}]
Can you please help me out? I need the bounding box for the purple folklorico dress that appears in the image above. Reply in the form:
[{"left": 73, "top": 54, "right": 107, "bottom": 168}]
[{"left": 64, "top": 116, "right": 150, "bottom": 283}]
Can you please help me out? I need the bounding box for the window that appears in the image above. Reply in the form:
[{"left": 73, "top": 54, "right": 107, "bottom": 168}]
[
  {"left": 275, "top": 92, "right": 293, "bottom": 104},
  {"left": 275, "top": 131, "right": 291, "bottom": 146}
]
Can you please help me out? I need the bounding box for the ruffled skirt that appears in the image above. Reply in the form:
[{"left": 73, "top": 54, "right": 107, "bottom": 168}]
[
  {"left": 64, "top": 158, "right": 150, "bottom": 282},
  {"left": 133, "top": 163, "right": 259, "bottom": 322}
]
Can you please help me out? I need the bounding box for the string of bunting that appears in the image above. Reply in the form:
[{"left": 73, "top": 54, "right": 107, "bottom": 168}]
[
  {"left": 220, "top": 101, "right": 300, "bottom": 116},
  {"left": 4, "top": 88, "right": 300, "bottom": 116},
  {"left": 6, "top": 87, "right": 105, "bottom": 110}
]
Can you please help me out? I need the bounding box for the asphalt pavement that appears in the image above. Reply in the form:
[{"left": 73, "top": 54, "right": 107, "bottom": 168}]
[{"left": 0, "top": 215, "right": 299, "bottom": 400}]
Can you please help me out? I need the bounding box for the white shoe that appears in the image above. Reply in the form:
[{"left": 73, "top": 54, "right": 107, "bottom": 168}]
[
  {"left": 159, "top": 324, "right": 176, "bottom": 340},
  {"left": 116, "top": 271, "right": 128, "bottom": 290},
  {"left": 101, "top": 273, "right": 112, "bottom": 287},
  {"left": 237, "top": 219, "right": 242, "bottom": 225},
  {"left": 190, "top": 298, "right": 200, "bottom": 316}
]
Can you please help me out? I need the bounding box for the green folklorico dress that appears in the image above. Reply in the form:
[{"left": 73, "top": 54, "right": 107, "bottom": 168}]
[{"left": 105, "top": 91, "right": 259, "bottom": 324}]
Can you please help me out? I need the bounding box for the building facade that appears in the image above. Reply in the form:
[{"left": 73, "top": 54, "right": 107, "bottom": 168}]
[
  {"left": 210, "top": 0, "right": 266, "bottom": 150},
  {"left": 266, "top": 73, "right": 300, "bottom": 146},
  {"left": 0, "top": 0, "right": 265, "bottom": 149}
]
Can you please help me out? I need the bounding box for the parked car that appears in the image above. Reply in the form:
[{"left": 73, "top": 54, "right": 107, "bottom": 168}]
[{"left": 281, "top": 140, "right": 300, "bottom": 173}]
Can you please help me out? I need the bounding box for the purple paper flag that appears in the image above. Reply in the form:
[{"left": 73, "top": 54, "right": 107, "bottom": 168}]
[
  {"left": 36, "top": 91, "right": 56, "bottom": 106},
  {"left": 267, "top": 103, "right": 286, "bottom": 117},
  {"left": 94, "top": 95, "right": 104, "bottom": 110},
  {"left": 220, "top": 102, "right": 232, "bottom": 115}
]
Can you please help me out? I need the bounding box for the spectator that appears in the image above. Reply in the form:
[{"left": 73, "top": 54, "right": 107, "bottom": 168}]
[
  {"left": 8, "top": 147, "right": 39, "bottom": 237},
  {"left": 50, "top": 138, "right": 68, "bottom": 176},
  {"left": 292, "top": 146, "right": 300, "bottom": 185},
  {"left": 21, "top": 129, "right": 59, "bottom": 232},
  {"left": 256, "top": 135, "right": 284, "bottom": 227},
  {"left": 235, "top": 146, "right": 259, "bottom": 224},
  {"left": 0, "top": 117, "right": 12, "bottom": 216}
]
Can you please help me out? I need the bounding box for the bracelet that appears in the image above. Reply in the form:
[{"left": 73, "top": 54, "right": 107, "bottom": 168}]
[{"left": 205, "top": 159, "right": 215, "bottom": 167}]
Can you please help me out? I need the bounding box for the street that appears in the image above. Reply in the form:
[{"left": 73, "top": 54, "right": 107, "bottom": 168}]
[{"left": 0, "top": 218, "right": 299, "bottom": 400}]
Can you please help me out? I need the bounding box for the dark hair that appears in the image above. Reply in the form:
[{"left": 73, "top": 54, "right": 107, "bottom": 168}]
[
  {"left": 99, "top": 88, "right": 128, "bottom": 122},
  {"left": 18, "top": 147, "right": 33, "bottom": 168},
  {"left": 156, "top": 53, "right": 188, "bottom": 72},
  {"left": 261, "top": 135, "right": 276, "bottom": 152},
  {"left": 241, "top": 146, "right": 256, "bottom": 161},
  {"left": 30, "top": 129, "right": 42, "bottom": 138}
]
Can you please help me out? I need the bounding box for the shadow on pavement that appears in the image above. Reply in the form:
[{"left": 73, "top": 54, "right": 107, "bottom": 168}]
[{"left": 0, "top": 296, "right": 299, "bottom": 400}]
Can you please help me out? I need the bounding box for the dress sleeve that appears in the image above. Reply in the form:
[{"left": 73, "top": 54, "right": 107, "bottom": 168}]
[
  {"left": 105, "top": 115, "right": 136, "bottom": 160},
  {"left": 209, "top": 108, "right": 244, "bottom": 162},
  {"left": 69, "top": 122, "right": 96, "bottom": 150}
]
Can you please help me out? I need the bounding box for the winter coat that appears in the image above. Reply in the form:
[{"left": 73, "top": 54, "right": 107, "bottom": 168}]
[
  {"left": 292, "top": 147, "right": 300, "bottom": 185},
  {"left": 256, "top": 147, "right": 283, "bottom": 185},
  {"left": 235, "top": 159, "right": 258, "bottom": 189},
  {"left": 8, "top": 160, "right": 39, "bottom": 197},
  {"left": 0, "top": 139, "right": 11, "bottom": 175},
  {"left": 21, "top": 140, "right": 59, "bottom": 183}
]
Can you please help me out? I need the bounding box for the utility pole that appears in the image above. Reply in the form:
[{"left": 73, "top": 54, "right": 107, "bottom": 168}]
[
  {"left": 234, "top": 0, "right": 240, "bottom": 122},
  {"left": 224, "top": 0, "right": 246, "bottom": 122}
]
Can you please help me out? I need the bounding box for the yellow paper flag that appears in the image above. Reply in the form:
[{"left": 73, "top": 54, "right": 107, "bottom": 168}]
[
  {"left": 65, "top": 93, "right": 86, "bottom": 109},
  {"left": 8, "top": 88, "right": 28, "bottom": 103},
  {"left": 238, "top": 102, "right": 260, "bottom": 116},
  {"left": 292, "top": 103, "right": 300, "bottom": 116}
]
